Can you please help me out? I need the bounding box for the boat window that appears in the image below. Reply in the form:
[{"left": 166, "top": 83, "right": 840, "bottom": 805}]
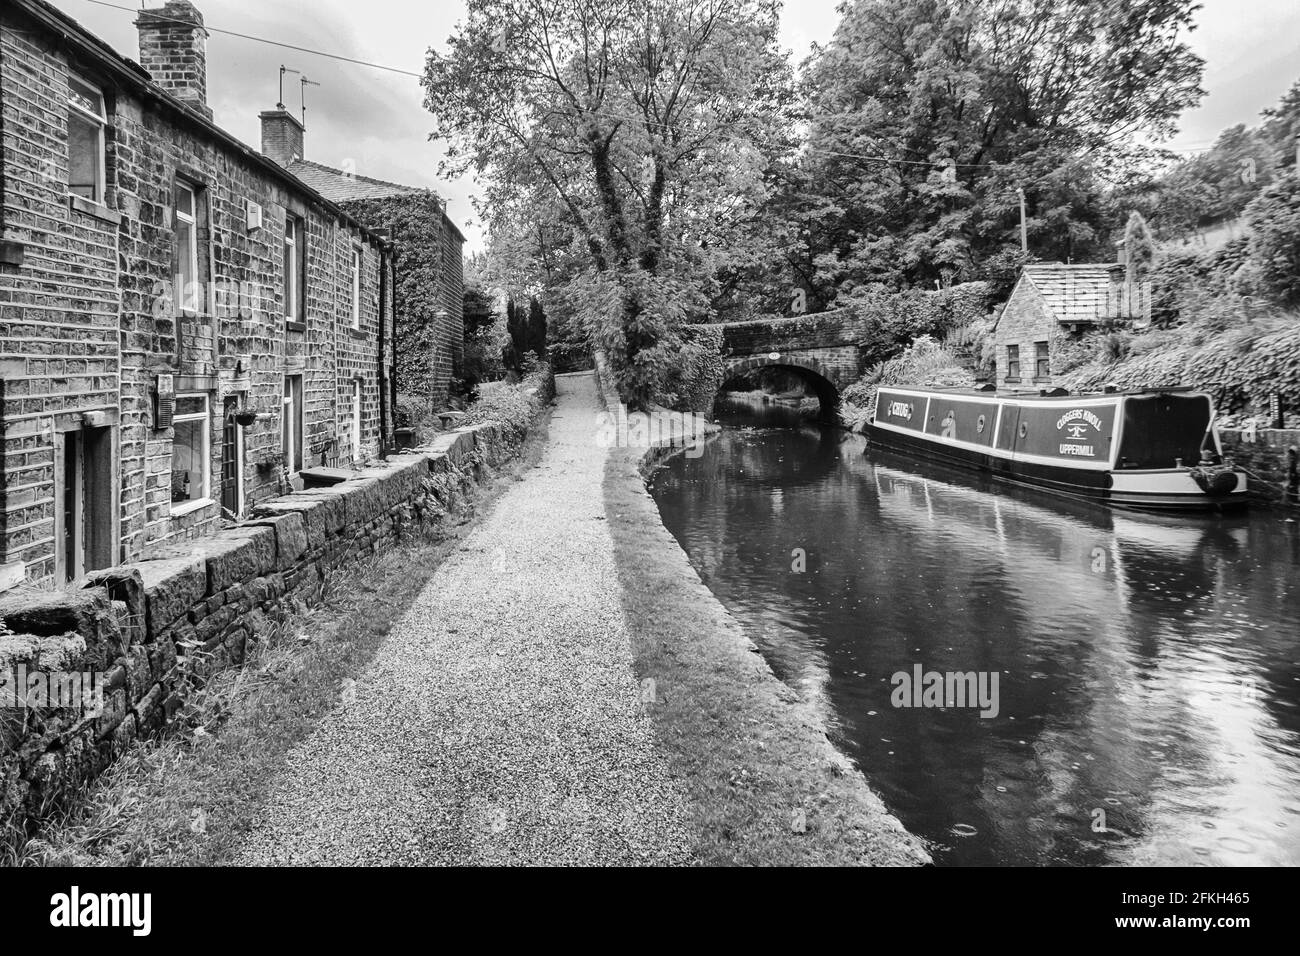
[{"left": 1117, "top": 394, "right": 1214, "bottom": 469}]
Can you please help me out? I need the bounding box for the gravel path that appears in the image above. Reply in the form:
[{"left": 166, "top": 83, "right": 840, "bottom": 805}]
[{"left": 234, "top": 373, "right": 694, "bottom": 865}]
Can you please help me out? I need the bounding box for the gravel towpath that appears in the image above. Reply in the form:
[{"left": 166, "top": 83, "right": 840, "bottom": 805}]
[{"left": 234, "top": 373, "right": 694, "bottom": 865}]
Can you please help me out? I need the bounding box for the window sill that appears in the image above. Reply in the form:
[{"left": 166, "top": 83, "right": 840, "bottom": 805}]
[
  {"left": 1032, "top": 377, "right": 1053, "bottom": 384},
  {"left": 1004, "top": 377, "right": 1021, "bottom": 384},
  {"left": 169, "top": 497, "right": 215, "bottom": 518},
  {"left": 285, "top": 320, "right": 307, "bottom": 334},
  {"left": 67, "top": 194, "right": 122, "bottom": 225}
]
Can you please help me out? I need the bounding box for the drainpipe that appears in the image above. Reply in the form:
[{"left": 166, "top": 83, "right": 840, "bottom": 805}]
[
  {"left": 377, "top": 240, "right": 389, "bottom": 460},
  {"left": 0, "top": 376, "right": 6, "bottom": 567},
  {"left": 389, "top": 253, "right": 399, "bottom": 447}
]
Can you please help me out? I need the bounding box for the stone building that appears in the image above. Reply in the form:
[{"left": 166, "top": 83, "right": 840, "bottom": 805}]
[
  {"left": 0, "top": 0, "right": 396, "bottom": 591},
  {"left": 992, "top": 263, "right": 1151, "bottom": 388},
  {"left": 277, "top": 148, "right": 465, "bottom": 404}
]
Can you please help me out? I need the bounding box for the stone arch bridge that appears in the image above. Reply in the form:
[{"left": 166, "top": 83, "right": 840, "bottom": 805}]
[{"left": 688, "top": 308, "right": 867, "bottom": 417}]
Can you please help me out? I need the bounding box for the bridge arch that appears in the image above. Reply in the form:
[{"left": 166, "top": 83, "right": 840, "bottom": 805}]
[{"left": 719, "top": 354, "right": 841, "bottom": 419}]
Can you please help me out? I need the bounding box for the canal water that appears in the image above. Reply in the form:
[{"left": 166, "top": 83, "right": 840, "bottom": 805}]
[{"left": 648, "top": 394, "right": 1300, "bottom": 866}]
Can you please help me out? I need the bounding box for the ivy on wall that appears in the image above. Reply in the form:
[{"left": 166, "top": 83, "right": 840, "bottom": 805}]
[{"left": 341, "top": 193, "right": 459, "bottom": 398}]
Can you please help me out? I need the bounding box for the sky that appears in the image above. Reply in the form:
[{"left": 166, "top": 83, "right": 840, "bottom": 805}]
[{"left": 45, "top": 0, "right": 1300, "bottom": 254}]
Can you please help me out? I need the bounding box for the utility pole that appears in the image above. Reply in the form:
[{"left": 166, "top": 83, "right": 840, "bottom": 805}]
[{"left": 1017, "top": 187, "right": 1028, "bottom": 253}]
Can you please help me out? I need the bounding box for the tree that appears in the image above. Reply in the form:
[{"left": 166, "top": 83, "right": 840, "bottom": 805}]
[
  {"left": 787, "top": 0, "right": 1206, "bottom": 295},
  {"left": 1244, "top": 176, "right": 1300, "bottom": 307},
  {"left": 1123, "top": 211, "right": 1158, "bottom": 282},
  {"left": 423, "top": 0, "right": 795, "bottom": 408},
  {"left": 1262, "top": 78, "right": 1300, "bottom": 175}
]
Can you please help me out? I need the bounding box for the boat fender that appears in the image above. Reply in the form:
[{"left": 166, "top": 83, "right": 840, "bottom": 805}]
[{"left": 1189, "top": 466, "right": 1238, "bottom": 496}]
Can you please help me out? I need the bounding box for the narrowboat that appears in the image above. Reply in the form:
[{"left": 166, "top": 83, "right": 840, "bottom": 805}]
[{"left": 866, "top": 386, "right": 1248, "bottom": 511}]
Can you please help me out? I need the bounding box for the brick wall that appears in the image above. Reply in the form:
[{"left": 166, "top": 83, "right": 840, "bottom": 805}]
[
  {"left": 993, "top": 279, "right": 1057, "bottom": 387},
  {"left": 1, "top": 6, "right": 391, "bottom": 589},
  {"left": 134, "top": 1, "right": 210, "bottom": 119}
]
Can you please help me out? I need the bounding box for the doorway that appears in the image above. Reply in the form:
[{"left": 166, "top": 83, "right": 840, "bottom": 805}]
[
  {"left": 221, "top": 396, "right": 244, "bottom": 516},
  {"left": 58, "top": 425, "right": 113, "bottom": 583}
]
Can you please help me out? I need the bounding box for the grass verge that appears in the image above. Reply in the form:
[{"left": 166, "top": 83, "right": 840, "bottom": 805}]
[
  {"left": 603, "top": 444, "right": 931, "bottom": 866},
  {"left": 7, "top": 415, "right": 550, "bottom": 867}
]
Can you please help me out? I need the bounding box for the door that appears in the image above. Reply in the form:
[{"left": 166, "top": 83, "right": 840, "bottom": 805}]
[
  {"left": 60, "top": 431, "right": 85, "bottom": 583},
  {"left": 59, "top": 426, "right": 113, "bottom": 583},
  {"left": 221, "top": 397, "right": 244, "bottom": 516}
]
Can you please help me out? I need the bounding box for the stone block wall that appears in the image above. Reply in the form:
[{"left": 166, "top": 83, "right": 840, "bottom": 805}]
[
  {"left": 1, "top": 2, "right": 393, "bottom": 588},
  {"left": 993, "top": 281, "right": 1056, "bottom": 386},
  {"left": 0, "top": 419, "right": 527, "bottom": 836},
  {"left": 1219, "top": 428, "right": 1300, "bottom": 502}
]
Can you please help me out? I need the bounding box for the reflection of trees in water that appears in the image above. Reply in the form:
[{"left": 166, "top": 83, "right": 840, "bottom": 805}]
[{"left": 654, "top": 426, "right": 1300, "bottom": 864}]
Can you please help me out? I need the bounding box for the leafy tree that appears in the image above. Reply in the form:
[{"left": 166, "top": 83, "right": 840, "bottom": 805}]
[
  {"left": 1262, "top": 79, "right": 1300, "bottom": 175},
  {"left": 1123, "top": 210, "right": 1158, "bottom": 282},
  {"left": 789, "top": 0, "right": 1206, "bottom": 295},
  {"left": 1244, "top": 176, "right": 1300, "bottom": 307},
  {"left": 423, "top": 0, "right": 796, "bottom": 408}
]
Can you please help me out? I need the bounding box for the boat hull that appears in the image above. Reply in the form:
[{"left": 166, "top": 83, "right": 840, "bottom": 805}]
[{"left": 865, "top": 421, "right": 1248, "bottom": 512}]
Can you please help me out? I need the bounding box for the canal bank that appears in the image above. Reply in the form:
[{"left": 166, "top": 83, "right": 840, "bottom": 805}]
[{"left": 598, "top": 409, "right": 929, "bottom": 861}]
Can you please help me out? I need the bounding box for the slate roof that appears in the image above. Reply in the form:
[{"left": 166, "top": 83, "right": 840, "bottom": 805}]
[
  {"left": 286, "top": 160, "right": 465, "bottom": 242},
  {"left": 1018, "top": 263, "right": 1125, "bottom": 324},
  {"left": 286, "top": 159, "right": 431, "bottom": 203}
]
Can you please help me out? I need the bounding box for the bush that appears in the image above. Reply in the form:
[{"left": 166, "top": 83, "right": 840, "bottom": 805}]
[
  {"left": 1060, "top": 320, "right": 1300, "bottom": 415},
  {"left": 840, "top": 335, "right": 974, "bottom": 425},
  {"left": 837, "top": 281, "right": 993, "bottom": 366},
  {"left": 462, "top": 362, "right": 553, "bottom": 441},
  {"left": 663, "top": 324, "right": 725, "bottom": 413},
  {"left": 1245, "top": 176, "right": 1300, "bottom": 306}
]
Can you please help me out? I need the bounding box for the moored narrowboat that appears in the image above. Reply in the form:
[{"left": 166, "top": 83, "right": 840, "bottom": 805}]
[{"left": 866, "top": 386, "right": 1248, "bottom": 511}]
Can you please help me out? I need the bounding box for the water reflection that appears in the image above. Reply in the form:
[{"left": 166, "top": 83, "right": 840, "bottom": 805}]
[{"left": 650, "top": 398, "right": 1300, "bottom": 865}]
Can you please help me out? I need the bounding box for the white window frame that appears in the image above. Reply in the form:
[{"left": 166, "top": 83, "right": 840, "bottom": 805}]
[
  {"left": 351, "top": 246, "right": 362, "bottom": 329},
  {"left": 174, "top": 180, "right": 200, "bottom": 315},
  {"left": 284, "top": 216, "right": 302, "bottom": 324},
  {"left": 282, "top": 375, "right": 304, "bottom": 475},
  {"left": 67, "top": 76, "right": 107, "bottom": 204},
  {"left": 352, "top": 378, "right": 363, "bottom": 462},
  {"left": 170, "top": 393, "right": 211, "bottom": 516}
]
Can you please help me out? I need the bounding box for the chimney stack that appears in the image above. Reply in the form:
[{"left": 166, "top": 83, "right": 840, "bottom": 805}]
[
  {"left": 136, "top": 2, "right": 211, "bottom": 118},
  {"left": 259, "top": 109, "right": 305, "bottom": 166}
]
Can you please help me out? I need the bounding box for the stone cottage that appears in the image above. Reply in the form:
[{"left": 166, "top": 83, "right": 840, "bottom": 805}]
[
  {"left": 0, "top": 0, "right": 397, "bottom": 591},
  {"left": 275, "top": 148, "right": 466, "bottom": 404},
  {"left": 992, "top": 263, "right": 1151, "bottom": 388}
]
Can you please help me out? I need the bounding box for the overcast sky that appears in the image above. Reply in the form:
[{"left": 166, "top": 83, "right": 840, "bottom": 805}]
[{"left": 49, "top": 0, "right": 1300, "bottom": 253}]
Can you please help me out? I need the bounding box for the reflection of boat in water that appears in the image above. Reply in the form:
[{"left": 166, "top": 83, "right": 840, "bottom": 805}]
[{"left": 868, "top": 386, "right": 1249, "bottom": 512}]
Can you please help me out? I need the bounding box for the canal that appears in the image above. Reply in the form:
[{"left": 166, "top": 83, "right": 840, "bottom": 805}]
[{"left": 648, "top": 394, "right": 1300, "bottom": 866}]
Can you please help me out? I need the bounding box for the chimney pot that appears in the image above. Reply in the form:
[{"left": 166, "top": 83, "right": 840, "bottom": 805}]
[{"left": 136, "top": 2, "right": 211, "bottom": 118}]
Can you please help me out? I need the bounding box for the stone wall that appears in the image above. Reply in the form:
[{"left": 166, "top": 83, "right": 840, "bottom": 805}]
[
  {"left": 1219, "top": 428, "right": 1300, "bottom": 503},
  {"left": 993, "top": 280, "right": 1056, "bottom": 386},
  {"left": 1, "top": 2, "right": 392, "bottom": 589},
  {"left": 0, "top": 418, "right": 529, "bottom": 837}
]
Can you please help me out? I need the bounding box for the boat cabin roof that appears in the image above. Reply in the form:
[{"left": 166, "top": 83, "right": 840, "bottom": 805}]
[{"left": 886, "top": 385, "right": 1201, "bottom": 403}]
